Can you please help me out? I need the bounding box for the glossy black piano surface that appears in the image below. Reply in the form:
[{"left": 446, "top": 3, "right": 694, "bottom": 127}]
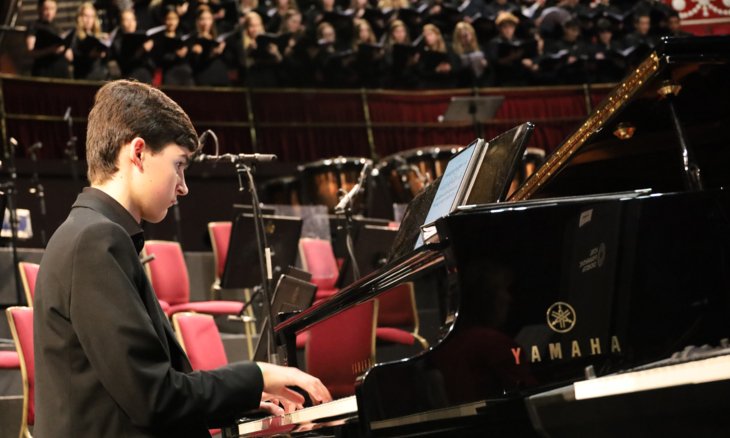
[
  {"left": 357, "top": 189, "right": 730, "bottom": 435},
  {"left": 228, "top": 36, "right": 730, "bottom": 437}
]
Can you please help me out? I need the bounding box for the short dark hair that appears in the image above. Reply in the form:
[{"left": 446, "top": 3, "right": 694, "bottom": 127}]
[{"left": 86, "top": 80, "right": 198, "bottom": 184}]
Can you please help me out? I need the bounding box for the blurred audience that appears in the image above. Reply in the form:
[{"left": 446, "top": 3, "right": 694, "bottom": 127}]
[{"left": 23, "top": 0, "right": 694, "bottom": 88}]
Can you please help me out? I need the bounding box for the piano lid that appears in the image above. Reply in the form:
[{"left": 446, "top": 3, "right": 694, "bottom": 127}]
[{"left": 510, "top": 36, "right": 730, "bottom": 201}]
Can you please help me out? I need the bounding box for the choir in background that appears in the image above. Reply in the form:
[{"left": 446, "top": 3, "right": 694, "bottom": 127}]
[{"left": 26, "top": 0, "right": 692, "bottom": 88}]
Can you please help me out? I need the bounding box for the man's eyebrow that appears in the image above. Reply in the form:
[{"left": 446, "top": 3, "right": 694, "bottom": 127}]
[{"left": 180, "top": 154, "right": 192, "bottom": 167}]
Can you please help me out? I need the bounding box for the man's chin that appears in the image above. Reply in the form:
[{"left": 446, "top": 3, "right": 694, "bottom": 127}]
[{"left": 144, "top": 210, "right": 169, "bottom": 224}]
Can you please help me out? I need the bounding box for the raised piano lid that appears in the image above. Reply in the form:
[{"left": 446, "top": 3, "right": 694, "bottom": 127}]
[{"left": 510, "top": 36, "right": 730, "bottom": 201}]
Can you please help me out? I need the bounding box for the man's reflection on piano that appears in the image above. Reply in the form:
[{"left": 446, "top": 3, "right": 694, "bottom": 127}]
[
  {"left": 361, "top": 260, "right": 537, "bottom": 417},
  {"left": 430, "top": 259, "right": 538, "bottom": 402}
]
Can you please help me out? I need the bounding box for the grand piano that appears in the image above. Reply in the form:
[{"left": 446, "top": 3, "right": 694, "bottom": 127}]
[{"left": 225, "top": 36, "right": 730, "bottom": 437}]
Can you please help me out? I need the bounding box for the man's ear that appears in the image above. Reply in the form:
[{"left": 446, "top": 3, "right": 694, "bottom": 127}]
[{"left": 129, "top": 137, "right": 146, "bottom": 170}]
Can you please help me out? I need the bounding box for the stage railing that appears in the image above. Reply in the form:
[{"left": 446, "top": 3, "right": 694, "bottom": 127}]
[{"left": 0, "top": 74, "right": 613, "bottom": 164}]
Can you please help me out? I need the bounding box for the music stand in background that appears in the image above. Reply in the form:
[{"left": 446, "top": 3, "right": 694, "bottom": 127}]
[
  {"left": 329, "top": 215, "right": 391, "bottom": 262},
  {"left": 252, "top": 273, "right": 317, "bottom": 362},
  {"left": 220, "top": 213, "right": 303, "bottom": 290},
  {"left": 440, "top": 95, "right": 504, "bottom": 138},
  {"left": 337, "top": 223, "right": 398, "bottom": 288},
  {"left": 232, "top": 203, "right": 276, "bottom": 217}
]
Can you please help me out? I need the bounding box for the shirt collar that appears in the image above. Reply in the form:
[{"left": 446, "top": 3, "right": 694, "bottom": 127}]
[{"left": 72, "top": 187, "right": 146, "bottom": 254}]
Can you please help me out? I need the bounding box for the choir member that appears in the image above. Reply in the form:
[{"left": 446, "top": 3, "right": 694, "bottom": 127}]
[
  {"left": 383, "top": 19, "right": 418, "bottom": 88},
  {"left": 278, "top": 9, "right": 311, "bottom": 86},
  {"left": 621, "top": 11, "right": 658, "bottom": 68},
  {"left": 487, "top": 11, "right": 536, "bottom": 86},
  {"left": 352, "top": 18, "right": 385, "bottom": 87},
  {"left": 190, "top": 5, "right": 232, "bottom": 86},
  {"left": 589, "top": 18, "right": 625, "bottom": 83},
  {"left": 416, "top": 23, "right": 456, "bottom": 89},
  {"left": 452, "top": 21, "right": 489, "bottom": 86},
  {"left": 666, "top": 10, "right": 692, "bottom": 37},
  {"left": 154, "top": 7, "right": 196, "bottom": 85},
  {"left": 622, "top": 11, "right": 657, "bottom": 49},
  {"left": 239, "top": 11, "right": 284, "bottom": 86},
  {"left": 266, "top": 0, "right": 299, "bottom": 33},
  {"left": 541, "top": 18, "right": 589, "bottom": 84},
  {"left": 71, "top": 2, "right": 110, "bottom": 80},
  {"left": 26, "top": 0, "right": 73, "bottom": 78},
  {"left": 113, "top": 9, "right": 157, "bottom": 83}
]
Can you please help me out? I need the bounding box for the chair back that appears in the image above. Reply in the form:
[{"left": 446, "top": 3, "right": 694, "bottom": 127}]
[
  {"left": 377, "top": 282, "right": 418, "bottom": 328},
  {"left": 18, "top": 262, "right": 40, "bottom": 307},
  {"left": 305, "top": 300, "right": 377, "bottom": 398},
  {"left": 298, "top": 238, "right": 339, "bottom": 290},
  {"left": 207, "top": 221, "right": 232, "bottom": 282},
  {"left": 172, "top": 312, "right": 228, "bottom": 370},
  {"left": 142, "top": 240, "right": 191, "bottom": 306},
  {"left": 6, "top": 306, "right": 35, "bottom": 437}
]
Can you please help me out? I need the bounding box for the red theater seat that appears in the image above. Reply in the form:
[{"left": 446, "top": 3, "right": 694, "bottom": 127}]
[
  {"left": 142, "top": 240, "right": 244, "bottom": 317},
  {"left": 6, "top": 306, "right": 34, "bottom": 438},
  {"left": 298, "top": 238, "right": 339, "bottom": 301},
  {"left": 376, "top": 283, "right": 429, "bottom": 349},
  {"left": 207, "top": 221, "right": 233, "bottom": 291},
  {"left": 305, "top": 301, "right": 377, "bottom": 398},
  {"left": 172, "top": 312, "right": 225, "bottom": 435},
  {"left": 0, "top": 351, "right": 20, "bottom": 369},
  {"left": 172, "top": 312, "right": 228, "bottom": 371},
  {"left": 18, "top": 262, "right": 40, "bottom": 306}
]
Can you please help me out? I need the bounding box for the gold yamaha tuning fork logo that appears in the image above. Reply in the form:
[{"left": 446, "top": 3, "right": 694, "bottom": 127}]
[{"left": 547, "top": 302, "right": 576, "bottom": 333}]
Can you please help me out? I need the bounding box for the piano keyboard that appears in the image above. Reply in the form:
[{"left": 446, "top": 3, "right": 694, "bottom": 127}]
[
  {"left": 526, "top": 354, "right": 730, "bottom": 437},
  {"left": 236, "top": 395, "right": 358, "bottom": 436},
  {"left": 573, "top": 354, "right": 730, "bottom": 400}
]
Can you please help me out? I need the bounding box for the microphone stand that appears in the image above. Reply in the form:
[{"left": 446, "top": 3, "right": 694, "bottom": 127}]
[
  {"left": 64, "top": 109, "right": 80, "bottom": 185},
  {"left": 235, "top": 161, "right": 281, "bottom": 365},
  {"left": 2, "top": 138, "right": 24, "bottom": 304},
  {"left": 171, "top": 202, "right": 183, "bottom": 243},
  {"left": 470, "top": 86, "right": 483, "bottom": 139},
  {"left": 338, "top": 190, "right": 361, "bottom": 282},
  {"left": 335, "top": 162, "right": 371, "bottom": 283},
  {"left": 28, "top": 144, "right": 48, "bottom": 246}
]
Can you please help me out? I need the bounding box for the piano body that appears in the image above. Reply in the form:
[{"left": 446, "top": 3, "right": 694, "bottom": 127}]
[{"left": 226, "top": 36, "right": 730, "bottom": 437}]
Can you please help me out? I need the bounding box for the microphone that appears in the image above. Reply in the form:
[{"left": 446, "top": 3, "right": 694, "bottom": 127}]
[
  {"left": 334, "top": 161, "right": 372, "bottom": 213},
  {"left": 63, "top": 107, "right": 74, "bottom": 132},
  {"left": 28, "top": 142, "right": 42, "bottom": 152},
  {"left": 6, "top": 138, "right": 18, "bottom": 180},
  {"left": 194, "top": 153, "right": 277, "bottom": 163},
  {"left": 198, "top": 129, "right": 219, "bottom": 155}
]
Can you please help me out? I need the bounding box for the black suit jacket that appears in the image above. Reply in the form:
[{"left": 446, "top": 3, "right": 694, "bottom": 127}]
[{"left": 34, "top": 188, "right": 263, "bottom": 437}]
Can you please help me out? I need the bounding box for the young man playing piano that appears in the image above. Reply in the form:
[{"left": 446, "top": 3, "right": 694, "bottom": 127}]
[{"left": 33, "top": 79, "right": 331, "bottom": 437}]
